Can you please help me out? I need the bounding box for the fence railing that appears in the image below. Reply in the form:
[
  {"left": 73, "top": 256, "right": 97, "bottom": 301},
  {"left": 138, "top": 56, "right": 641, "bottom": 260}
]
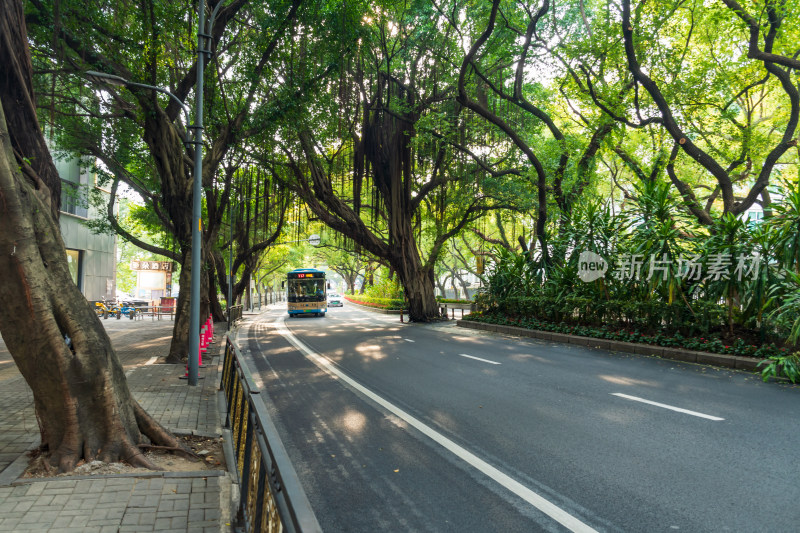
[
  {"left": 229, "top": 305, "right": 244, "bottom": 324},
  {"left": 220, "top": 336, "right": 322, "bottom": 533}
]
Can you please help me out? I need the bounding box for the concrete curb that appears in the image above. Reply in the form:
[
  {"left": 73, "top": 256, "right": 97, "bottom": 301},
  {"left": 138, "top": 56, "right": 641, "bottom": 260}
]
[
  {"left": 456, "top": 320, "right": 763, "bottom": 372},
  {"left": 9, "top": 470, "right": 226, "bottom": 486},
  {"left": 0, "top": 438, "right": 40, "bottom": 487}
]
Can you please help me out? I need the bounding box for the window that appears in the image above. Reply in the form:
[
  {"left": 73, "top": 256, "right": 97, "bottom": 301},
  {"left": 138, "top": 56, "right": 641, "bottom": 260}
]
[
  {"left": 66, "top": 249, "right": 82, "bottom": 291},
  {"left": 60, "top": 179, "right": 88, "bottom": 218}
]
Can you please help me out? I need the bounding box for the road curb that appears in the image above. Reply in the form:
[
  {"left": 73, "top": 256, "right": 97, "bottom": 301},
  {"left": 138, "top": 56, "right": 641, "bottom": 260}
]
[{"left": 456, "top": 320, "right": 763, "bottom": 373}]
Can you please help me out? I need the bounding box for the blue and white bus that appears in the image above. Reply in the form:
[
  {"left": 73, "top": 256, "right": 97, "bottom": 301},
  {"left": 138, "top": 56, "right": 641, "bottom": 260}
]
[{"left": 287, "top": 268, "right": 327, "bottom": 317}]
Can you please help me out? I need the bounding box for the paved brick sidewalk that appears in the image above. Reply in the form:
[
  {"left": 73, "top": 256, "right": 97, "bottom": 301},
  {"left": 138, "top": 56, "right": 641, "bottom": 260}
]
[{"left": 0, "top": 317, "right": 231, "bottom": 533}]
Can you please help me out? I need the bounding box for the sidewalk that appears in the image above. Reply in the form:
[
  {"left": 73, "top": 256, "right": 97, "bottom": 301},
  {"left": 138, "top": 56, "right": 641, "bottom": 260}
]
[{"left": 0, "top": 317, "right": 231, "bottom": 533}]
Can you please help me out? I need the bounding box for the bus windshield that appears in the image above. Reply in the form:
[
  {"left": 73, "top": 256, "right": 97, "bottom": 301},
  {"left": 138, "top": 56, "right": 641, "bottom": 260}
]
[{"left": 288, "top": 278, "right": 326, "bottom": 302}]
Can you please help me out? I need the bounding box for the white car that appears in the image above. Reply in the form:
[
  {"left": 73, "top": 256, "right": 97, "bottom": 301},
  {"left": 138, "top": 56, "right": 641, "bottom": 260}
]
[{"left": 327, "top": 293, "right": 344, "bottom": 307}]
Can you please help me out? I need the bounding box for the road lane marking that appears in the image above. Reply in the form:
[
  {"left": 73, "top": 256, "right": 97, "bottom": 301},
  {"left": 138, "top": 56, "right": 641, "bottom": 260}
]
[
  {"left": 404, "top": 338, "right": 415, "bottom": 342},
  {"left": 275, "top": 316, "right": 597, "bottom": 533},
  {"left": 611, "top": 393, "right": 725, "bottom": 421},
  {"left": 459, "top": 353, "right": 501, "bottom": 365},
  {"left": 125, "top": 356, "right": 159, "bottom": 377}
]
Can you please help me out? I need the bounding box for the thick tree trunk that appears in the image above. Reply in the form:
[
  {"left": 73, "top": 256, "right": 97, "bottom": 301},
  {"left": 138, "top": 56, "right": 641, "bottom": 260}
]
[
  {"left": 208, "top": 277, "right": 226, "bottom": 323},
  {"left": 0, "top": 103, "right": 179, "bottom": 472},
  {"left": 167, "top": 251, "right": 192, "bottom": 363},
  {"left": 390, "top": 235, "right": 439, "bottom": 321},
  {"left": 398, "top": 267, "right": 439, "bottom": 321},
  {"left": 167, "top": 248, "right": 210, "bottom": 363}
]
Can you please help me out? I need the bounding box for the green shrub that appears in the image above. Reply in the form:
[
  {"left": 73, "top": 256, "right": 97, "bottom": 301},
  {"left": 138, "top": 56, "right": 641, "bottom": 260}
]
[
  {"left": 363, "top": 278, "right": 404, "bottom": 299},
  {"left": 344, "top": 294, "right": 404, "bottom": 310},
  {"left": 436, "top": 298, "right": 473, "bottom": 304},
  {"left": 758, "top": 352, "right": 800, "bottom": 383}
]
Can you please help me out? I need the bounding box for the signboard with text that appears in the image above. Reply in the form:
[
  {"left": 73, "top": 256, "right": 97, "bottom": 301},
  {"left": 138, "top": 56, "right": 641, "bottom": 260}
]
[{"left": 130, "top": 261, "right": 173, "bottom": 271}]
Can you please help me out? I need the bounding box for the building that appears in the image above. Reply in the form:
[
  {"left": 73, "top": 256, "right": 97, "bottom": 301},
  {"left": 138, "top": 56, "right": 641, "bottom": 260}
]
[{"left": 54, "top": 149, "right": 117, "bottom": 302}]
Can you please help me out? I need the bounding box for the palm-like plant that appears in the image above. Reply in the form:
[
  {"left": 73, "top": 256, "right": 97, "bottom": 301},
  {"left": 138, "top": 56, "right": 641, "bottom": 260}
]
[
  {"left": 624, "top": 180, "right": 697, "bottom": 304},
  {"left": 556, "top": 199, "right": 627, "bottom": 300},
  {"left": 700, "top": 213, "right": 753, "bottom": 335},
  {"left": 483, "top": 247, "right": 539, "bottom": 301},
  {"left": 768, "top": 271, "right": 800, "bottom": 346},
  {"left": 741, "top": 222, "right": 780, "bottom": 337},
  {"left": 770, "top": 186, "right": 800, "bottom": 274}
]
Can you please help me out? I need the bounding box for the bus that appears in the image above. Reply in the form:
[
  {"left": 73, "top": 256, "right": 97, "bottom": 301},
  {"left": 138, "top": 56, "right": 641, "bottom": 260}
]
[{"left": 287, "top": 268, "right": 327, "bottom": 317}]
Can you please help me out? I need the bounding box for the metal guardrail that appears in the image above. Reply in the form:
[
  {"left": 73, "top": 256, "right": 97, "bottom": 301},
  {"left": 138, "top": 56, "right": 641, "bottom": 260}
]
[
  {"left": 438, "top": 302, "right": 476, "bottom": 320},
  {"left": 229, "top": 305, "right": 244, "bottom": 323},
  {"left": 220, "top": 336, "right": 322, "bottom": 533}
]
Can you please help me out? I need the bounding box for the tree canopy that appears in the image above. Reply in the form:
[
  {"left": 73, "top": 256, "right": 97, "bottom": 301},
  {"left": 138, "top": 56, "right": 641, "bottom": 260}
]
[{"left": 24, "top": 0, "right": 800, "bottom": 323}]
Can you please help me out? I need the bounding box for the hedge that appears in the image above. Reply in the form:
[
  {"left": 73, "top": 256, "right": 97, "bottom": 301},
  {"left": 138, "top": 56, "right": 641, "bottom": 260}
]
[
  {"left": 344, "top": 295, "right": 405, "bottom": 310},
  {"left": 482, "top": 294, "right": 729, "bottom": 337},
  {"left": 436, "top": 298, "right": 474, "bottom": 304}
]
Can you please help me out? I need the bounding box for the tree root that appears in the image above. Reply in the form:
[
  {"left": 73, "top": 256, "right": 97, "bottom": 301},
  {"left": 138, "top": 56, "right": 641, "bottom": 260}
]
[
  {"left": 139, "top": 443, "right": 201, "bottom": 461},
  {"left": 164, "top": 354, "right": 186, "bottom": 364},
  {"left": 132, "top": 400, "right": 182, "bottom": 449},
  {"left": 122, "top": 443, "right": 161, "bottom": 470}
]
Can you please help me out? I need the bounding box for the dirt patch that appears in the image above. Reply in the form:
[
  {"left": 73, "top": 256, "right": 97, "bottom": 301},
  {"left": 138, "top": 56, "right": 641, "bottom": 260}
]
[{"left": 22, "top": 434, "right": 226, "bottom": 478}]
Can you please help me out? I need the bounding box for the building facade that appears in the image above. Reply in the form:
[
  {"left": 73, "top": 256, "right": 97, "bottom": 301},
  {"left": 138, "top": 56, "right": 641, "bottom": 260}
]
[{"left": 54, "top": 150, "right": 117, "bottom": 302}]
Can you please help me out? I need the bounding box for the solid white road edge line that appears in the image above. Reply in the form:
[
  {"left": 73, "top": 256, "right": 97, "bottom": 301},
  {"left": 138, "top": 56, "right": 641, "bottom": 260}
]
[
  {"left": 274, "top": 316, "right": 598, "bottom": 533},
  {"left": 458, "top": 353, "right": 501, "bottom": 365},
  {"left": 611, "top": 393, "right": 725, "bottom": 421}
]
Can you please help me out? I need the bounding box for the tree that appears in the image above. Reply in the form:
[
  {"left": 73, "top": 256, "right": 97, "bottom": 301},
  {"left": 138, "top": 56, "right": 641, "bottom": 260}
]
[
  {"left": 0, "top": 0, "right": 178, "bottom": 472},
  {"left": 26, "top": 0, "right": 304, "bottom": 361},
  {"left": 453, "top": 0, "right": 619, "bottom": 268},
  {"left": 312, "top": 244, "right": 373, "bottom": 295},
  {"left": 269, "top": 0, "right": 522, "bottom": 320},
  {"left": 574, "top": 0, "right": 799, "bottom": 226}
]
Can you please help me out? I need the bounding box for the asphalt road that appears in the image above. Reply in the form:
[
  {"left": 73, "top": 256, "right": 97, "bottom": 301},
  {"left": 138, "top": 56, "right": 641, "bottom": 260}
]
[{"left": 241, "top": 304, "right": 800, "bottom": 532}]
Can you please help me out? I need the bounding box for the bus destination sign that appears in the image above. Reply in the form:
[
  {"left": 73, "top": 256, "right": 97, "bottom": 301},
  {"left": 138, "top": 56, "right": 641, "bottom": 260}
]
[{"left": 289, "top": 272, "right": 323, "bottom": 279}]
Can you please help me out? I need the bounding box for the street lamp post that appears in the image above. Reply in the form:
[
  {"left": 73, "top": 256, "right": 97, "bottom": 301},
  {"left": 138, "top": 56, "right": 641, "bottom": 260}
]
[
  {"left": 186, "top": 0, "right": 206, "bottom": 387},
  {"left": 84, "top": 0, "right": 214, "bottom": 386}
]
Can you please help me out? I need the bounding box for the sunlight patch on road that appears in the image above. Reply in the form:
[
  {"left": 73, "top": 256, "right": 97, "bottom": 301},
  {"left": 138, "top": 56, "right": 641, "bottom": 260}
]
[
  {"left": 338, "top": 409, "right": 367, "bottom": 435},
  {"left": 598, "top": 375, "right": 658, "bottom": 387},
  {"left": 355, "top": 344, "right": 387, "bottom": 360}
]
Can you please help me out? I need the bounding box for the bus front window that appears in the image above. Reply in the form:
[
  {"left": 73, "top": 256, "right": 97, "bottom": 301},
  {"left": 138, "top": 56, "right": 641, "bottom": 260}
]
[{"left": 288, "top": 279, "right": 326, "bottom": 302}]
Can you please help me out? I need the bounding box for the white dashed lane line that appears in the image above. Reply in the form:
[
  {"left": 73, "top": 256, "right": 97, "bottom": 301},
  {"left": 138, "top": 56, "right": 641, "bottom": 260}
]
[
  {"left": 458, "top": 353, "right": 501, "bottom": 365},
  {"left": 611, "top": 393, "right": 725, "bottom": 421}
]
